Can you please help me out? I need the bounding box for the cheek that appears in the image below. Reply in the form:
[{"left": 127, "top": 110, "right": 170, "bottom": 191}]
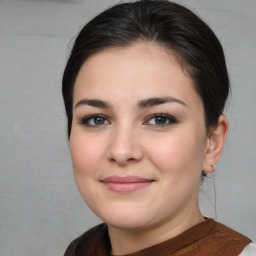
[
  {"left": 69, "top": 129, "right": 106, "bottom": 177},
  {"left": 146, "top": 128, "right": 206, "bottom": 175},
  {"left": 69, "top": 129, "right": 108, "bottom": 209},
  {"left": 148, "top": 137, "right": 188, "bottom": 172}
]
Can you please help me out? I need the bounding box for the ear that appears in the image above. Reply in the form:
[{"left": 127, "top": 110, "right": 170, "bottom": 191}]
[{"left": 203, "top": 115, "right": 229, "bottom": 173}]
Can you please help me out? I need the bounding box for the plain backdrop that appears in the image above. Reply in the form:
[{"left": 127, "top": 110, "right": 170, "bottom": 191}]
[{"left": 0, "top": 0, "right": 255, "bottom": 255}]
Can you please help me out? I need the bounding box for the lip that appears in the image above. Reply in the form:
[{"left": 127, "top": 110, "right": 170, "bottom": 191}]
[{"left": 101, "top": 175, "right": 154, "bottom": 193}]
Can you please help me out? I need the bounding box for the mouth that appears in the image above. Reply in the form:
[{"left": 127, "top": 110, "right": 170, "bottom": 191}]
[{"left": 101, "top": 175, "right": 155, "bottom": 193}]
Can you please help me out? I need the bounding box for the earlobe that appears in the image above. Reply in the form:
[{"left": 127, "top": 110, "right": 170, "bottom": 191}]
[{"left": 203, "top": 115, "right": 229, "bottom": 173}]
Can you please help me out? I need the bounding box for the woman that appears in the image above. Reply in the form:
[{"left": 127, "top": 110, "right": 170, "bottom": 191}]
[{"left": 62, "top": 1, "right": 255, "bottom": 255}]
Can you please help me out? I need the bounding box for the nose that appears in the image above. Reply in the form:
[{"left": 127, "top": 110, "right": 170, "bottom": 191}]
[{"left": 107, "top": 125, "right": 144, "bottom": 166}]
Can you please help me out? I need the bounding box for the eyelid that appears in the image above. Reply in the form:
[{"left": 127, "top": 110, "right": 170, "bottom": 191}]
[
  {"left": 144, "top": 113, "right": 177, "bottom": 126},
  {"left": 80, "top": 114, "right": 111, "bottom": 126},
  {"left": 79, "top": 113, "right": 177, "bottom": 127}
]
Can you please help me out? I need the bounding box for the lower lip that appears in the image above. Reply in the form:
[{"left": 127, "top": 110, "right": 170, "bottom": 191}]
[{"left": 102, "top": 181, "right": 153, "bottom": 193}]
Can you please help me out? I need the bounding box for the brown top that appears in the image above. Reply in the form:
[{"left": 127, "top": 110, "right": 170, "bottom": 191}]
[{"left": 64, "top": 219, "right": 251, "bottom": 256}]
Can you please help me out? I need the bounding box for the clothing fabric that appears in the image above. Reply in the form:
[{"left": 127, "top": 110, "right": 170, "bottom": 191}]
[{"left": 64, "top": 218, "right": 252, "bottom": 256}]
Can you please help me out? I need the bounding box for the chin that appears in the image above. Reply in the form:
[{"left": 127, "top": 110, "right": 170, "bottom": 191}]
[
  {"left": 97, "top": 206, "right": 152, "bottom": 231},
  {"left": 106, "top": 217, "right": 150, "bottom": 231}
]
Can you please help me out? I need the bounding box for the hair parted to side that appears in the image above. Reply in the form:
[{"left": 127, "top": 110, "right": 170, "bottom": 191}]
[{"left": 62, "top": 0, "right": 230, "bottom": 138}]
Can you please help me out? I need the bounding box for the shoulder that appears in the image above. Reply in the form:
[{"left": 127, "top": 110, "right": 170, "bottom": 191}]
[
  {"left": 63, "top": 223, "right": 108, "bottom": 256},
  {"left": 213, "top": 221, "right": 251, "bottom": 243},
  {"left": 183, "top": 220, "right": 252, "bottom": 255},
  {"left": 203, "top": 221, "right": 252, "bottom": 255}
]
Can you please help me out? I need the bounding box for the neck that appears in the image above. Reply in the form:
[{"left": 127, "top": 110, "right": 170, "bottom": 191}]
[{"left": 108, "top": 208, "right": 205, "bottom": 255}]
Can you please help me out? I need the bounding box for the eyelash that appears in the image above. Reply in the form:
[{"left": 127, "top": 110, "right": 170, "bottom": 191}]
[
  {"left": 79, "top": 113, "right": 177, "bottom": 127},
  {"left": 80, "top": 114, "right": 111, "bottom": 127},
  {"left": 144, "top": 113, "right": 177, "bottom": 126}
]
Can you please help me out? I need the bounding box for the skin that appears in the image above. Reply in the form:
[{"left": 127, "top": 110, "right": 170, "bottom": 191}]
[{"left": 70, "top": 42, "right": 228, "bottom": 255}]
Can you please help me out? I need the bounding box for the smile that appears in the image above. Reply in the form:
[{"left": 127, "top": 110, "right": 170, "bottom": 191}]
[{"left": 101, "top": 176, "right": 154, "bottom": 193}]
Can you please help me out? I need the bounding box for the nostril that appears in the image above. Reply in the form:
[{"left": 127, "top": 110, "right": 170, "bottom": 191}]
[{"left": 108, "top": 152, "right": 141, "bottom": 166}]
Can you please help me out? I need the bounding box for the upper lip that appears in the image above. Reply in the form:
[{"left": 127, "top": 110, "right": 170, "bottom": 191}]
[{"left": 101, "top": 175, "right": 154, "bottom": 183}]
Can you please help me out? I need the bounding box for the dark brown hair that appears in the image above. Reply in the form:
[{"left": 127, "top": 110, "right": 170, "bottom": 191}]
[{"left": 62, "top": 0, "right": 230, "bottom": 138}]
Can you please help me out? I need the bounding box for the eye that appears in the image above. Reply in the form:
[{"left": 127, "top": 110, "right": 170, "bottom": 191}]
[
  {"left": 80, "top": 115, "right": 110, "bottom": 127},
  {"left": 145, "top": 114, "right": 177, "bottom": 126}
]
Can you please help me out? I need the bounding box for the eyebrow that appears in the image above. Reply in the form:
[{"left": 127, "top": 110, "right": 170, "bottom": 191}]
[
  {"left": 138, "top": 97, "right": 187, "bottom": 108},
  {"left": 74, "top": 96, "right": 187, "bottom": 109},
  {"left": 75, "top": 99, "right": 112, "bottom": 109}
]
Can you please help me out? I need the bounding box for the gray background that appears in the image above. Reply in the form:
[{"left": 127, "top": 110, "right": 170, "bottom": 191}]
[{"left": 0, "top": 0, "right": 255, "bottom": 255}]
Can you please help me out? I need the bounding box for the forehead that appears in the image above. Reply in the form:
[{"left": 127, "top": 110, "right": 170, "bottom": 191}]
[{"left": 73, "top": 42, "right": 201, "bottom": 109}]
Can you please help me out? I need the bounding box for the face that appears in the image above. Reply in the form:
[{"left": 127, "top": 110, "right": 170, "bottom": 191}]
[{"left": 70, "top": 42, "right": 210, "bottom": 231}]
